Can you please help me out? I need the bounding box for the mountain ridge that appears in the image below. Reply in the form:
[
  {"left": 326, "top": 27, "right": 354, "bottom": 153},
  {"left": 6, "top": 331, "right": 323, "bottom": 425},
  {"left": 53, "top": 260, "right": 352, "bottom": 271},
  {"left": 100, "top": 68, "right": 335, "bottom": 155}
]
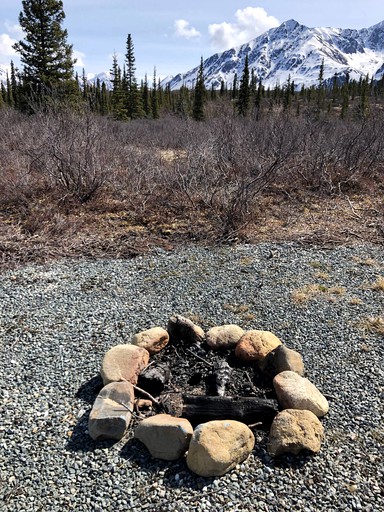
[{"left": 160, "top": 18, "right": 384, "bottom": 90}]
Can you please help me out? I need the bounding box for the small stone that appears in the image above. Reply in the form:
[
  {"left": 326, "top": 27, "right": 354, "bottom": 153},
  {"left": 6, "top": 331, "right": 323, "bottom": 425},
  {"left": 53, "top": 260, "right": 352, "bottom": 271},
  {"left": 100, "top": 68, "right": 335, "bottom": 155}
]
[
  {"left": 259, "top": 345, "right": 305, "bottom": 377},
  {"left": 267, "top": 409, "right": 324, "bottom": 456},
  {"left": 186, "top": 420, "right": 255, "bottom": 477},
  {"left": 273, "top": 371, "right": 329, "bottom": 417},
  {"left": 167, "top": 314, "right": 205, "bottom": 344},
  {"left": 235, "top": 330, "right": 282, "bottom": 362},
  {"left": 100, "top": 344, "right": 149, "bottom": 386},
  {"left": 134, "top": 414, "right": 193, "bottom": 461},
  {"left": 206, "top": 325, "right": 245, "bottom": 350},
  {"left": 131, "top": 327, "right": 169, "bottom": 355},
  {"left": 88, "top": 381, "right": 134, "bottom": 441}
]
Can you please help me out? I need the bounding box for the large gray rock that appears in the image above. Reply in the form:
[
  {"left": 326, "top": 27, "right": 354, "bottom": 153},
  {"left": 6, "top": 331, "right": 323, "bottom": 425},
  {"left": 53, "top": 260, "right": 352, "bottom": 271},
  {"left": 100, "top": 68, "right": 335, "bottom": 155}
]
[
  {"left": 267, "top": 409, "right": 324, "bottom": 456},
  {"left": 186, "top": 420, "right": 255, "bottom": 477},
  {"left": 134, "top": 414, "right": 193, "bottom": 461},
  {"left": 235, "top": 330, "right": 282, "bottom": 362},
  {"left": 88, "top": 381, "right": 134, "bottom": 441},
  {"left": 167, "top": 314, "right": 205, "bottom": 344},
  {"left": 259, "top": 345, "right": 305, "bottom": 378},
  {"left": 206, "top": 324, "right": 244, "bottom": 350},
  {"left": 131, "top": 327, "right": 169, "bottom": 355},
  {"left": 273, "top": 371, "right": 329, "bottom": 417},
  {"left": 100, "top": 344, "right": 149, "bottom": 386}
]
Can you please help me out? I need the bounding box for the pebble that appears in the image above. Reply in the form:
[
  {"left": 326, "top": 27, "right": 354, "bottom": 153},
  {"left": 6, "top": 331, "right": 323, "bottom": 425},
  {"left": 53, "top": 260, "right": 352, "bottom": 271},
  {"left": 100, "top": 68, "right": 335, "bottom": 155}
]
[{"left": 0, "top": 243, "right": 383, "bottom": 511}]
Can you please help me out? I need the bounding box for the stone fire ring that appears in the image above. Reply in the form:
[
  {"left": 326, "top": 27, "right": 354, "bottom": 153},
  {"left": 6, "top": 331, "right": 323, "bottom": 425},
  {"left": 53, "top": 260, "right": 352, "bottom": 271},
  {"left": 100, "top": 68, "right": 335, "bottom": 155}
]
[{"left": 86, "top": 314, "right": 329, "bottom": 477}]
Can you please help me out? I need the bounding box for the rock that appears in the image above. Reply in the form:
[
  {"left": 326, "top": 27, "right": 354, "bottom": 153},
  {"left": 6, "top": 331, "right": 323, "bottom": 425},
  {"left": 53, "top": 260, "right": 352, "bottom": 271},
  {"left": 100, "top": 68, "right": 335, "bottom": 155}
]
[
  {"left": 235, "top": 330, "right": 282, "bottom": 362},
  {"left": 186, "top": 420, "right": 255, "bottom": 477},
  {"left": 267, "top": 409, "right": 324, "bottom": 456},
  {"left": 206, "top": 324, "right": 245, "bottom": 350},
  {"left": 88, "top": 381, "right": 134, "bottom": 441},
  {"left": 134, "top": 414, "right": 193, "bottom": 461},
  {"left": 259, "top": 345, "right": 305, "bottom": 377},
  {"left": 131, "top": 327, "right": 169, "bottom": 355},
  {"left": 273, "top": 371, "right": 329, "bottom": 417},
  {"left": 100, "top": 344, "right": 149, "bottom": 386},
  {"left": 138, "top": 363, "right": 171, "bottom": 396},
  {"left": 167, "top": 314, "right": 205, "bottom": 344}
]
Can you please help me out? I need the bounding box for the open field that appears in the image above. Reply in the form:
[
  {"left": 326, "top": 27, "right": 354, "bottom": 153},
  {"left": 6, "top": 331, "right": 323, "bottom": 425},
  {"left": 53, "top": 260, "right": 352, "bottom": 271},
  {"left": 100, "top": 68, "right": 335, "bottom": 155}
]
[{"left": 1, "top": 106, "right": 384, "bottom": 268}]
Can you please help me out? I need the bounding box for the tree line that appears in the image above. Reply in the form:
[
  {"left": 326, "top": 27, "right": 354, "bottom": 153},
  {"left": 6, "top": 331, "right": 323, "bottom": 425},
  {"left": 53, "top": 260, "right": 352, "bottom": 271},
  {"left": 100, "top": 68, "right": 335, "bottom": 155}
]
[{"left": 2, "top": 0, "right": 384, "bottom": 121}]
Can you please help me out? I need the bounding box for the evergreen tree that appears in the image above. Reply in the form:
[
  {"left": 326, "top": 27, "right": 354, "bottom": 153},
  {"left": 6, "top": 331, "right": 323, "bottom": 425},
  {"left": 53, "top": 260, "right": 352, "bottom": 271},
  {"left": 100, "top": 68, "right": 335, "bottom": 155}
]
[
  {"left": 125, "top": 33, "right": 143, "bottom": 119},
  {"left": 10, "top": 61, "right": 19, "bottom": 108},
  {"left": 6, "top": 72, "right": 14, "bottom": 107},
  {"left": 175, "top": 85, "right": 190, "bottom": 118},
  {"left": 151, "top": 67, "right": 159, "bottom": 119},
  {"left": 317, "top": 58, "right": 325, "bottom": 109},
  {"left": 13, "top": 0, "right": 75, "bottom": 103},
  {"left": 219, "top": 79, "right": 225, "bottom": 97},
  {"left": 231, "top": 73, "right": 238, "bottom": 100},
  {"left": 192, "top": 57, "right": 205, "bottom": 121},
  {"left": 110, "top": 53, "right": 127, "bottom": 120},
  {"left": 283, "top": 74, "right": 292, "bottom": 111},
  {"left": 237, "top": 54, "right": 250, "bottom": 116},
  {"left": 1, "top": 83, "right": 7, "bottom": 105},
  {"left": 142, "top": 74, "right": 150, "bottom": 116}
]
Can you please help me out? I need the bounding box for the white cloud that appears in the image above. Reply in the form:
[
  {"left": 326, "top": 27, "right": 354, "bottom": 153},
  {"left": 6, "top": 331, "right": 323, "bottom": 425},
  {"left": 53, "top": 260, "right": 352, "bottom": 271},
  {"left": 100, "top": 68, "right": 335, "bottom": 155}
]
[
  {"left": 209, "top": 6, "right": 280, "bottom": 50},
  {"left": 4, "top": 22, "right": 24, "bottom": 39},
  {"left": 73, "top": 49, "right": 86, "bottom": 68},
  {"left": 174, "top": 19, "right": 201, "bottom": 39},
  {"left": 0, "top": 33, "right": 18, "bottom": 60}
]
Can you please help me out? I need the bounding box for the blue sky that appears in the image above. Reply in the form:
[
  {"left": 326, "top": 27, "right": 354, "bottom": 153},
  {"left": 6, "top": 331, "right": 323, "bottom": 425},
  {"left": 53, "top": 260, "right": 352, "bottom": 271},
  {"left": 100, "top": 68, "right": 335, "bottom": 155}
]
[{"left": 1, "top": 1, "right": 383, "bottom": 79}]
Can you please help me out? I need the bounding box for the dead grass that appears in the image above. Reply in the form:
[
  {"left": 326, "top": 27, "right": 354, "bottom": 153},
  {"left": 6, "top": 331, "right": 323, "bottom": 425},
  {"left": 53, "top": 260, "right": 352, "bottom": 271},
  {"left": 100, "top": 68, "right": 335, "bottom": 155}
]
[
  {"left": 1, "top": 185, "right": 384, "bottom": 270},
  {"left": 358, "top": 317, "right": 384, "bottom": 335},
  {"left": 292, "top": 283, "right": 346, "bottom": 304},
  {"left": 370, "top": 276, "right": 384, "bottom": 291}
]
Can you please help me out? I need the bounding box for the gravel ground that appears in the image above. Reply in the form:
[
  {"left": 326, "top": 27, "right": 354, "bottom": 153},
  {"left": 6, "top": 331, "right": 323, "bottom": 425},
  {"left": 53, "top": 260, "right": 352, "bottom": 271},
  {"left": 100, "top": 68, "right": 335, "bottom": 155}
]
[{"left": 0, "top": 243, "right": 383, "bottom": 512}]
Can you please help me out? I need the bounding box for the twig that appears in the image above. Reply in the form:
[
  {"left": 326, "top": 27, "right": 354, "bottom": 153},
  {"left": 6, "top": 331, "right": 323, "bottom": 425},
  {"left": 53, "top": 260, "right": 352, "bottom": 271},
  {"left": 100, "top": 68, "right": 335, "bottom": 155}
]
[
  {"left": 186, "top": 348, "right": 213, "bottom": 367},
  {"left": 247, "top": 422, "right": 263, "bottom": 428},
  {"left": 132, "top": 385, "right": 162, "bottom": 408},
  {"left": 344, "top": 195, "right": 362, "bottom": 219},
  {"left": 114, "top": 401, "right": 144, "bottom": 420}
]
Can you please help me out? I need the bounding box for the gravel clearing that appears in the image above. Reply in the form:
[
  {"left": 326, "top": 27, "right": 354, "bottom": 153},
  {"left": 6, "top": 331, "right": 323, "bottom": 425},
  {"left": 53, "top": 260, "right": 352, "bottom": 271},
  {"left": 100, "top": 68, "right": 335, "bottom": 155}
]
[{"left": 1, "top": 242, "right": 383, "bottom": 512}]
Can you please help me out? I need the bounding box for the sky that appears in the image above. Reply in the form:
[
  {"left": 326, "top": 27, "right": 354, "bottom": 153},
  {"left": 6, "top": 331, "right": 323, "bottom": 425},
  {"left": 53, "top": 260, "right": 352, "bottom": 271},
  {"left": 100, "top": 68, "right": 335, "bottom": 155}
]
[{"left": 1, "top": 1, "right": 384, "bottom": 79}]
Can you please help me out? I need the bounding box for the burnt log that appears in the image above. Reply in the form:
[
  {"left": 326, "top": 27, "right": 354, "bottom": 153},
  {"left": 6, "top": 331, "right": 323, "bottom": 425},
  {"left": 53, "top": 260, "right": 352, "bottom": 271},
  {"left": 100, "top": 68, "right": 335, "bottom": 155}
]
[{"left": 181, "top": 395, "right": 278, "bottom": 427}]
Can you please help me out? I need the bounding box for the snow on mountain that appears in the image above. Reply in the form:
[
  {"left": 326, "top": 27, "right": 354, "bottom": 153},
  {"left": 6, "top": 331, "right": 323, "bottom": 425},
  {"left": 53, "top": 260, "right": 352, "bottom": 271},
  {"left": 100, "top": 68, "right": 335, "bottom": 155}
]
[
  {"left": 87, "top": 71, "right": 112, "bottom": 89},
  {"left": 161, "top": 19, "right": 384, "bottom": 90}
]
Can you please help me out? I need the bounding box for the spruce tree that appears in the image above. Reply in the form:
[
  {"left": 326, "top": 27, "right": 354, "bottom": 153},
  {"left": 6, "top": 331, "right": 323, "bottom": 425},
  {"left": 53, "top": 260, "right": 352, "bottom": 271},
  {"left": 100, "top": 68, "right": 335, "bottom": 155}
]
[
  {"left": 151, "top": 67, "right": 159, "bottom": 119},
  {"left": 13, "top": 0, "right": 75, "bottom": 102},
  {"left": 142, "top": 74, "right": 150, "bottom": 116},
  {"left": 237, "top": 54, "right": 250, "bottom": 116},
  {"left": 110, "top": 53, "right": 127, "bottom": 120},
  {"left": 192, "top": 57, "right": 205, "bottom": 121},
  {"left": 125, "top": 33, "right": 143, "bottom": 119}
]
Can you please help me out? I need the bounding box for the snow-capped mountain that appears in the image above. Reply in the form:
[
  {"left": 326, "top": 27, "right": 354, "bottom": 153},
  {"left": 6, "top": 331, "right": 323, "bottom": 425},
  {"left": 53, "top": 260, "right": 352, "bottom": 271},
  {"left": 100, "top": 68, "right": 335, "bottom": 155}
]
[
  {"left": 86, "top": 71, "right": 112, "bottom": 89},
  {"left": 161, "top": 19, "right": 384, "bottom": 90}
]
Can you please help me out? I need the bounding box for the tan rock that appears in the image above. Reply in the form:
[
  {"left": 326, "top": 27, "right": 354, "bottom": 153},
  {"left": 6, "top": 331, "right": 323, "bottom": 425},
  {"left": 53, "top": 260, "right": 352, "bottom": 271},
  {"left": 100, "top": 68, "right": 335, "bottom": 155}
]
[
  {"left": 235, "top": 330, "right": 282, "bottom": 362},
  {"left": 206, "top": 325, "right": 245, "bottom": 350},
  {"left": 134, "top": 414, "right": 193, "bottom": 461},
  {"left": 273, "top": 371, "right": 329, "bottom": 417},
  {"left": 131, "top": 327, "right": 169, "bottom": 355},
  {"left": 186, "top": 420, "right": 255, "bottom": 477},
  {"left": 267, "top": 409, "right": 324, "bottom": 456},
  {"left": 88, "top": 381, "right": 134, "bottom": 441},
  {"left": 259, "top": 345, "right": 305, "bottom": 377},
  {"left": 167, "top": 314, "right": 205, "bottom": 344},
  {"left": 100, "top": 344, "right": 149, "bottom": 386}
]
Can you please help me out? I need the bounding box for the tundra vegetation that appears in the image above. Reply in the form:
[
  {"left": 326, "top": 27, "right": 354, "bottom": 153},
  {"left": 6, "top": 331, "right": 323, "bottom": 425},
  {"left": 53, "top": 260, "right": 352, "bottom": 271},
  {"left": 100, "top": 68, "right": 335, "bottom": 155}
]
[{"left": 1, "top": 0, "right": 384, "bottom": 267}]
